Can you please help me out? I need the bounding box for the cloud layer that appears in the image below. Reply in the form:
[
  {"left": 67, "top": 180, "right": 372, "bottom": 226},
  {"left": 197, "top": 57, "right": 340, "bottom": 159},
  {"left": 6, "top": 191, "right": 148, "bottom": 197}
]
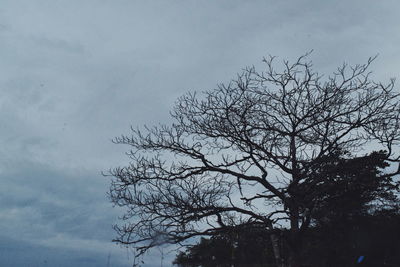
[{"left": 0, "top": 0, "right": 399, "bottom": 266}]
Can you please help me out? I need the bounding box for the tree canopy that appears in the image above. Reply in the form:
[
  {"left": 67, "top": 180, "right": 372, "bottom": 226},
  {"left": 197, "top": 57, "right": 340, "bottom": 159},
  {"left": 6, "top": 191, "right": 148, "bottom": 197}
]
[{"left": 108, "top": 53, "right": 400, "bottom": 267}]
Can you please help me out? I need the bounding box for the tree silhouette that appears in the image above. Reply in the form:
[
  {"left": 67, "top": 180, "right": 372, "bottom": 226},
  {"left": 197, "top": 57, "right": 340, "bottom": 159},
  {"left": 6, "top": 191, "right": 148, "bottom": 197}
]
[
  {"left": 174, "top": 226, "right": 276, "bottom": 267},
  {"left": 299, "top": 150, "right": 398, "bottom": 226},
  {"left": 108, "top": 53, "right": 400, "bottom": 267}
]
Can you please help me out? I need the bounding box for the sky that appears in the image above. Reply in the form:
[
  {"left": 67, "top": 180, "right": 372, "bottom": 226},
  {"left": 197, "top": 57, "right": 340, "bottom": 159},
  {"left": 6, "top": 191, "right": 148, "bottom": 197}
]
[{"left": 0, "top": 0, "right": 400, "bottom": 266}]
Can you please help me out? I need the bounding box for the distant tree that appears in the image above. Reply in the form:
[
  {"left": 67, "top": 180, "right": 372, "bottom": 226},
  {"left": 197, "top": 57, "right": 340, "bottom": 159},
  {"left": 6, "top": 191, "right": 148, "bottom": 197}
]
[
  {"left": 108, "top": 53, "right": 400, "bottom": 267},
  {"left": 173, "top": 225, "right": 276, "bottom": 267}
]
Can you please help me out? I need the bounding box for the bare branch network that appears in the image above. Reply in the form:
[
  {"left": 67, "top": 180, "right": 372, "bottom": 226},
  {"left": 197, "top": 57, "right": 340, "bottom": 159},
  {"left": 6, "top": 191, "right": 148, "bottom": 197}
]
[{"left": 107, "top": 53, "right": 400, "bottom": 257}]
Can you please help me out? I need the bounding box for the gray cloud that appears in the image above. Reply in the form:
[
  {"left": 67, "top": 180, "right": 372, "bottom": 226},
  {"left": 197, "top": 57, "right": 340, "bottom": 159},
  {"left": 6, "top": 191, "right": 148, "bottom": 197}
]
[{"left": 0, "top": 0, "right": 399, "bottom": 266}]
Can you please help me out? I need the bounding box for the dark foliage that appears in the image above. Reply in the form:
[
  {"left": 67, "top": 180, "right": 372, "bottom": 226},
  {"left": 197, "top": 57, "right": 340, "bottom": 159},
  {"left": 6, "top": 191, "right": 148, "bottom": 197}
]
[
  {"left": 300, "top": 150, "right": 398, "bottom": 226},
  {"left": 174, "top": 226, "right": 276, "bottom": 267},
  {"left": 174, "top": 212, "right": 400, "bottom": 267}
]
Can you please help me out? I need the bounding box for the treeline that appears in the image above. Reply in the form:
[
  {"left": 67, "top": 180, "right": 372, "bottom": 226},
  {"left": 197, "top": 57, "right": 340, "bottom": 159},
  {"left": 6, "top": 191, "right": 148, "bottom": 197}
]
[{"left": 174, "top": 212, "right": 400, "bottom": 267}]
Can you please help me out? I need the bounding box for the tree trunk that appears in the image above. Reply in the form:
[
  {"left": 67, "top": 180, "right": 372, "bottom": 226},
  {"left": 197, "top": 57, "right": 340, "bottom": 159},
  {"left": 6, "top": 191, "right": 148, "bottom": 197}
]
[
  {"left": 288, "top": 206, "right": 303, "bottom": 267},
  {"left": 268, "top": 221, "right": 285, "bottom": 267},
  {"left": 270, "top": 231, "right": 284, "bottom": 267}
]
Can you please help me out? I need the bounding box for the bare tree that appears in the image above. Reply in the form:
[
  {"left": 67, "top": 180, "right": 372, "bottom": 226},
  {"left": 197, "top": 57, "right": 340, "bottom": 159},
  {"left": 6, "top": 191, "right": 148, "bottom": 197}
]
[{"left": 107, "top": 53, "right": 400, "bottom": 267}]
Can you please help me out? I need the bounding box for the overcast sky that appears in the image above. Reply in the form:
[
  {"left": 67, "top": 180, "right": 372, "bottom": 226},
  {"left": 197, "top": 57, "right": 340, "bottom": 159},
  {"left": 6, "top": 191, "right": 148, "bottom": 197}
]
[{"left": 1, "top": 1, "right": 400, "bottom": 266}]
